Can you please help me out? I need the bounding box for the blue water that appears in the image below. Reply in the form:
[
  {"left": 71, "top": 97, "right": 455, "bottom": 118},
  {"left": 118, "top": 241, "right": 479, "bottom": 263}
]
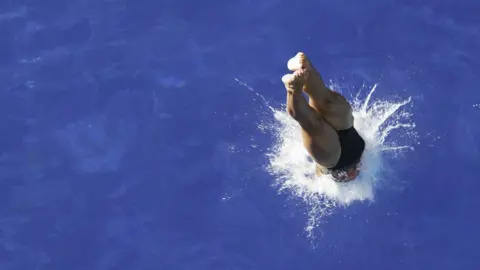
[{"left": 1, "top": 0, "right": 479, "bottom": 269}]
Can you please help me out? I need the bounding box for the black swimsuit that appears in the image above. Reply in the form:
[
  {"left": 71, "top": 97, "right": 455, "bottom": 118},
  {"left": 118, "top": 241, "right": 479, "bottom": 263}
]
[{"left": 327, "top": 126, "right": 365, "bottom": 177}]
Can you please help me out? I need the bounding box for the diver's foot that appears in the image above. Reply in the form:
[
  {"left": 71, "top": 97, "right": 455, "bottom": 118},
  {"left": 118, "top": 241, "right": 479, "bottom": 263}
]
[
  {"left": 287, "top": 52, "right": 325, "bottom": 93},
  {"left": 287, "top": 52, "right": 311, "bottom": 71},
  {"left": 282, "top": 68, "right": 308, "bottom": 93}
]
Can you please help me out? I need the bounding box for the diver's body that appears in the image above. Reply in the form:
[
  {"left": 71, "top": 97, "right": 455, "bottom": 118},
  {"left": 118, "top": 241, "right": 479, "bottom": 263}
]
[{"left": 282, "top": 52, "right": 365, "bottom": 182}]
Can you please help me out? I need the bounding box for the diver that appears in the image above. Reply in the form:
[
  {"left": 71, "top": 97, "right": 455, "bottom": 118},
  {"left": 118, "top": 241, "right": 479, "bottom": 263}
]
[{"left": 282, "top": 52, "right": 365, "bottom": 182}]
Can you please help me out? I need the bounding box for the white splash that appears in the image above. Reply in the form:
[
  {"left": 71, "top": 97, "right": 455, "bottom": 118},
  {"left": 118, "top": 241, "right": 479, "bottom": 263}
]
[{"left": 235, "top": 78, "right": 416, "bottom": 237}]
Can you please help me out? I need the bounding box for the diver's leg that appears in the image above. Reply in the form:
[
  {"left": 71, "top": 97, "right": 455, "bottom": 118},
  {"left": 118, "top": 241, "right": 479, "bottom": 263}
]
[
  {"left": 282, "top": 69, "right": 342, "bottom": 168},
  {"left": 287, "top": 52, "right": 332, "bottom": 111},
  {"left": 288, "top": 52, "right": 354, "bottom": 130},
  {"left": 282, "top": 70, "right": 321, "bottom": 133}
]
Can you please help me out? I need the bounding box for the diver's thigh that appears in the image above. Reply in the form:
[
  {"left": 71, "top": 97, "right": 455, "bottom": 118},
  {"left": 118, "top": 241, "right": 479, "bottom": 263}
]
[
  {"left": 302, "top": 122, "right": 341, "bottom": 167},
  {"left": 322, "top": 92, "right": 354, "bottom": 130}
]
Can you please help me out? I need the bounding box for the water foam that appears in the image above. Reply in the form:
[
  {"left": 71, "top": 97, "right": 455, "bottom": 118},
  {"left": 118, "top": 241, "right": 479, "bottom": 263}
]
[{"left": 236, "top": 79, "right": 416, "bottom": 236}]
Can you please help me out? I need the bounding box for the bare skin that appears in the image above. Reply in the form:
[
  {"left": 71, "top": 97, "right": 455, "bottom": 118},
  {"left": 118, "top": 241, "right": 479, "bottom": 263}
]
[{"left": 282, "top": 52, "right": 354, "bottom": 170}]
